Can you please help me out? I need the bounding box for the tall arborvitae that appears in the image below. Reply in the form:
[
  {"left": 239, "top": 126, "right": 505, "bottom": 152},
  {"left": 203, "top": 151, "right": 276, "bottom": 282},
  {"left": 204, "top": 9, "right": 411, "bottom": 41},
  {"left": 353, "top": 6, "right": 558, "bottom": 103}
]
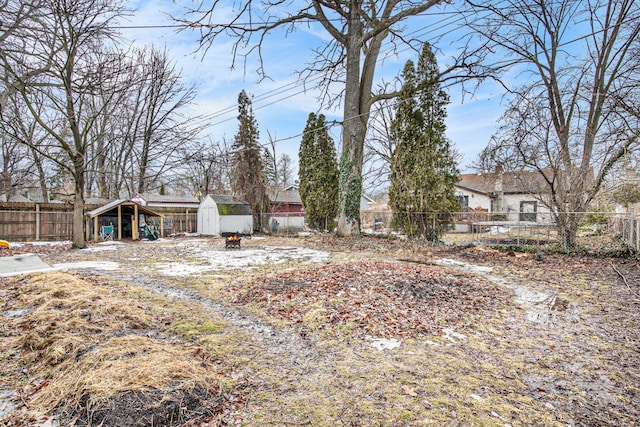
[
  {"left": 298, "top": 113, "right": 339, "bottom": 230},
  {"left": 231, "top": 90, "right": 269, "bottom": 229},
  {"left": 389, "top": 43, "right": 459, "bottom": 241}
]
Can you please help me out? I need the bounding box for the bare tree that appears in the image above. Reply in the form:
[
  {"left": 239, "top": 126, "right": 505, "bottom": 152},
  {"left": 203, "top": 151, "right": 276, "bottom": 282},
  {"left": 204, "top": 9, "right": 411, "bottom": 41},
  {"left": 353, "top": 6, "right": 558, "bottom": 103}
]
[
  {"left": 179, "top": 137, "right": 234, "bottom": 197},
  {"left": 0, "top": 0, "right": 48, "bottom": 111},
  {"left": 363, "top": 100, "right": 396, "bottom": 194},
  {"left": 0, "top": 91, "right": 55, "bottom": 201},
  {"left": 1, "top": 0, "right": 129, "bottom": 248},
  {"left": 0, "top": 128, "right": 31, "bottom": 200},
  {"left": 277, "top": 153, "right": 294, "bottom": 187},
  {"left": 176, "top": 0, "right": 469, "bottom": 236},
  {"left": 467, "top": 0, "right": 640, "bottom": 246},
  {"left": 84, "top": 46, "right": 204, "bottom": 198},
  {"left": 129, "top": 47, "right": 202, "bottom": 195}
]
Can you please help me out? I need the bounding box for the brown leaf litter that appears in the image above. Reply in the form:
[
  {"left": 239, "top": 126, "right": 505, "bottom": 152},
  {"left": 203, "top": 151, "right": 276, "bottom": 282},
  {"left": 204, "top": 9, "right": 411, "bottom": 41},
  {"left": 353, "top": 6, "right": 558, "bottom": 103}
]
[{"left": 228, "top": 260, "right": 510, "bottom": 339}]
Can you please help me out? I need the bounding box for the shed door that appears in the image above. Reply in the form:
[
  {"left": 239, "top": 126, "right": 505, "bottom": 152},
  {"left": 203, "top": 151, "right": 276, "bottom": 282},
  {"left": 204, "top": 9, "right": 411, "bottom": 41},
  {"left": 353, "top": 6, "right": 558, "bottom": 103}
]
[{"left": 203, "top": 206, "right": 219, "bottom": 235}]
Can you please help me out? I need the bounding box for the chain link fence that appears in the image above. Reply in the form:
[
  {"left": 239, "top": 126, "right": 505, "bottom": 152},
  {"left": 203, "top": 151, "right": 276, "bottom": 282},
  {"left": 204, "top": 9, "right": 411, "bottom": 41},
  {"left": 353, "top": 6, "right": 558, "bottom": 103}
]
[{"left": 358, "top": 209, "right": 640, "bottom": 252}]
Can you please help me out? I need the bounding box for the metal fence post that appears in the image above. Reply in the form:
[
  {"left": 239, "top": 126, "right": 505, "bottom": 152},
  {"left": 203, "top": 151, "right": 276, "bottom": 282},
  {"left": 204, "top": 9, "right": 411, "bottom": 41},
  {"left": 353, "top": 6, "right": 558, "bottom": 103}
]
[
  {"left": 636, "top": 213, "right": 639, "bottom": 251},
  {"left": 629, "top": 207, "right": 635, "bottom": 247},
  {"left": 636, "top": 212, "right": 639, "bottom": 251}
]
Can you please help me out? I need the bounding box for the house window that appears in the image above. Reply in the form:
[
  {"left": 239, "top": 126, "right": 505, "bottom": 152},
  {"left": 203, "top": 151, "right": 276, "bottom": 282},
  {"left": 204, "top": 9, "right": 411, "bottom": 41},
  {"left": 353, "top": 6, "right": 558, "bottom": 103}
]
[
  {"left": 456, "top": 195, "right": 469, "bottom": 209},
  {"left": 519, "top": 201, "right": 537, "bottom": 222}
]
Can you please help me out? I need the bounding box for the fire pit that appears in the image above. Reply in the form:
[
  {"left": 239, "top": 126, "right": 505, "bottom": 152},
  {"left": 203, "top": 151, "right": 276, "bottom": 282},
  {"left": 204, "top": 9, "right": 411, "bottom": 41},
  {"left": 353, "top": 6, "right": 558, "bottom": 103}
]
[{"left": 224, "top": 233, "right": 241, "bottom": 249}]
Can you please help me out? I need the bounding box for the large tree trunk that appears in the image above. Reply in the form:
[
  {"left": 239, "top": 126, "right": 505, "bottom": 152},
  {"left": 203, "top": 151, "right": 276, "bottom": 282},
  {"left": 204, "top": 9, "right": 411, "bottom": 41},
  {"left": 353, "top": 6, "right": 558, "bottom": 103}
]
[
  {"left": 73, "top": 157, "right": 86, "bottom": 249},
  {"left": 336, "top": 6, "right": 366, "bottom": 237}
]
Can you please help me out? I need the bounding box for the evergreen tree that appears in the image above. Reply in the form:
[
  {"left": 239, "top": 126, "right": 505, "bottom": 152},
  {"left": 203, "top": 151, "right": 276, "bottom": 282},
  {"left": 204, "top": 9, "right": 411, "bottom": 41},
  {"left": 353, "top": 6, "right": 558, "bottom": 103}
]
[
  {"left": 389, "top": 43, "right": 459, "bottom": 241},
  {"left": 231, "top": 90, "right": 269, "bottom": 229},
  {"left": 298, "top": 113, "right": 339, "bottom": 230}
]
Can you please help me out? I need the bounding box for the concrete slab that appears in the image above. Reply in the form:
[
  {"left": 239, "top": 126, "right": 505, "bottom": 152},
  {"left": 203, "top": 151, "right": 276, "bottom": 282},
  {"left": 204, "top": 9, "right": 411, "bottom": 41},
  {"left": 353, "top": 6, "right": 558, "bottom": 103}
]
[{"left": 0, "top": 254, "right": 55, "bottom": 277}]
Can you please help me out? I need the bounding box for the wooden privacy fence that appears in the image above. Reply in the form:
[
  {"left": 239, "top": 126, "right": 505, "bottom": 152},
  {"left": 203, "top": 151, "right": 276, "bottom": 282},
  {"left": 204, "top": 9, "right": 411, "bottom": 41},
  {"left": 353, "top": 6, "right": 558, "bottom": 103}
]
[
  {"left": 0, "top": 202, "right": 198, "bottom": 242},
  {"left": 0, "top": 205, "right": 74, "bottom": 241}
]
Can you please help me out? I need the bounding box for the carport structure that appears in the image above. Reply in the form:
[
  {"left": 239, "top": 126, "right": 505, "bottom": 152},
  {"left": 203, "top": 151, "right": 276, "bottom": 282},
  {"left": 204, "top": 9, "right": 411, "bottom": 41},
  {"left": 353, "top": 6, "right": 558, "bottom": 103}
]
[{"left": 85, "top": 199, "right": 164, "bottom": 242}]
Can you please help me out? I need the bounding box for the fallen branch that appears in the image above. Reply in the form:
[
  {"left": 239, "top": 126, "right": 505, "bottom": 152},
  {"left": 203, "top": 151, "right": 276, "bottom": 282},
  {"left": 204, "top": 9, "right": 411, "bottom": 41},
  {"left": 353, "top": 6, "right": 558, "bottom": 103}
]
[{"left": 610, "top": 262, "right": 640, "bottom": 298}]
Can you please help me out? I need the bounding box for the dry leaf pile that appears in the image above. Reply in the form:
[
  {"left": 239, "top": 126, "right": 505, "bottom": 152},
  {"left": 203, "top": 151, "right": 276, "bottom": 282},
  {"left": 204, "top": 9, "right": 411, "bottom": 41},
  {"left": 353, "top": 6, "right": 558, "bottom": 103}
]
[{"left": 230, "top": 260, "right": 510, "bottom": 338}]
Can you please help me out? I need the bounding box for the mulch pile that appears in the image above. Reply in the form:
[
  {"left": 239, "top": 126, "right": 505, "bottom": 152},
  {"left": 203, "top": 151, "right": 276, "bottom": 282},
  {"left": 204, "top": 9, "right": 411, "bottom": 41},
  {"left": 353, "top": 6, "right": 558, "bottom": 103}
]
[
  {"left": 230, "top": 260, "right": 510, "bottom": 338},
  {"left": 0, "top": 272, "right": 244, "bottom": 426}
]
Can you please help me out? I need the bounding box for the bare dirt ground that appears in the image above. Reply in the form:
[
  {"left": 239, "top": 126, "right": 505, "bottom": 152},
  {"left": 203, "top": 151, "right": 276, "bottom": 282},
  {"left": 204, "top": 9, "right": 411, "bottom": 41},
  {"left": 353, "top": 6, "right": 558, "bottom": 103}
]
[{"left": 1, "top": 234, "right": 639, "bottom": 426}]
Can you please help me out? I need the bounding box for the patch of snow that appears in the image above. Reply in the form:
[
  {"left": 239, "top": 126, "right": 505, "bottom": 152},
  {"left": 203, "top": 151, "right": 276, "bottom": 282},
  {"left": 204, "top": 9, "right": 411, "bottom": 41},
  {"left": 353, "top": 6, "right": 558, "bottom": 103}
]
[
  {"left": 434, "top": 257, "right": 559, "bottom": 325},
  {"left": 511, "top": 285, "right": 554, "bottom": 323},
  {"left": 53, "top": 261, "right": 120, "bottom": 271},
  {"left": 84, "top": 241, "right": 125, "bottom": 252},
  {"left": 469, "top": 394, "right": 484, "bottom": 402},
  {"left": 0, "top": 391, "right": 16, "bottom": 419},
  {"left": 443, "top": 328, "right": 467, "bottom": 343},
  {"left": 434, "top": 258, "right": 493, "bottom": 274},
  {"left": 154, "top": 246, "right": 329, "bottom": 277},
  {"left": 6, "top": 308, "right": 31, "bottom": 318},
  {"left": 369, "top": 337, "right": 401, "bottom": 351},
  {"left": 6, "top": 240, "right": 72, "bottom": 247}
]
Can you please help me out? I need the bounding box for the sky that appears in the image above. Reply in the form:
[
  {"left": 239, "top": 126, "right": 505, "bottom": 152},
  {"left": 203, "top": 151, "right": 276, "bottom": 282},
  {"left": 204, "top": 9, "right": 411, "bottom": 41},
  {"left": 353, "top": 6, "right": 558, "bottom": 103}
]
[{"left": 119, "top": 1, "right": 507, "bottom": 185}]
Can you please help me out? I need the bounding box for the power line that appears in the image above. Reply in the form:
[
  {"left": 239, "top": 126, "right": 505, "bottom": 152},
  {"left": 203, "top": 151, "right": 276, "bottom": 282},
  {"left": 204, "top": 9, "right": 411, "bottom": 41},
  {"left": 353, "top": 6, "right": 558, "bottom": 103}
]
[
  {"left": 124, "top": 2, "right": 637, "bottom": 150},
  {"left": 115, "top": 10, "right": 463, "bottom": 31},
  {"left": 202, "top": 7, "right": 477, "bottom": 133}
]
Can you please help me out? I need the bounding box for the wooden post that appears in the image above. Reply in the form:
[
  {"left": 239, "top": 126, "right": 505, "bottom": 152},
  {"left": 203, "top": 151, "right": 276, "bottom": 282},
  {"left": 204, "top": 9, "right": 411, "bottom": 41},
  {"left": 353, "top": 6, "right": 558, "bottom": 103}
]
[
  {"left": 35, "top": 204, "right": 40, "bottom": 241},
  {"left": 117, "top": 205, "right": 122, "bottom": 240},
  {"left": 133, "top": 204, "right": 138, "bottom": 240},
  {"left": 93, "top": 216, "right": 99, "bottom": 242}
]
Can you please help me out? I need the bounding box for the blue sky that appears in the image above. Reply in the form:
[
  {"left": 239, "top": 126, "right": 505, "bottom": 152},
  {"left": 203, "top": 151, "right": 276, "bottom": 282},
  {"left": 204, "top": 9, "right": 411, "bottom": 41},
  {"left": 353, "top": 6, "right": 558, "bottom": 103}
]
[{"left": 120, "top": 1, "right": 506, "bottom": 181}]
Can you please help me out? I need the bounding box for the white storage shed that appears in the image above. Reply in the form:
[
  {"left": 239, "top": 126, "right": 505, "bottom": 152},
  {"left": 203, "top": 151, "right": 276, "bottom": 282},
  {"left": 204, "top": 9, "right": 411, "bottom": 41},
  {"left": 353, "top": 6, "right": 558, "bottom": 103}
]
[{"left": 197, "top": 195, "right": 253, "bottom": 236}]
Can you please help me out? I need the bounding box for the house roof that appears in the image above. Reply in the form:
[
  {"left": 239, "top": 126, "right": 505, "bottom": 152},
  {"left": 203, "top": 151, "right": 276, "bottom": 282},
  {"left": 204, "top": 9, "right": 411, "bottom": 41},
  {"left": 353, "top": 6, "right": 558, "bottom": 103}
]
[
  {"left": 456, "top": 171, "right": 547, "bottom": 195},
  {"left": 134, "top": 193, "right": 200, "bottom": 207},
  {"left": 1, "top": 194, "right": 32, "bottom": 203},
  {"left": 203, "top": 194, "right": 253, "bottom": 215},
  {"left": 268, "top": 187, "right": 302, "bottom": 204},
  {"left": 85, "top": 199, "right": 164, "bottom": 219},
  {"left": 268, "top": 186, "right": 374, "bottom": 205}
]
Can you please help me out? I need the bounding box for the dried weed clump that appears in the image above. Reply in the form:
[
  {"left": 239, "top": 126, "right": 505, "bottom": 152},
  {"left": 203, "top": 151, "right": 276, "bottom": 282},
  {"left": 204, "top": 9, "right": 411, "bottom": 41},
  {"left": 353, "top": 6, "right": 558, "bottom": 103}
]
[{"left": 1, "top": 272, "right": 238, "bottom": 425}]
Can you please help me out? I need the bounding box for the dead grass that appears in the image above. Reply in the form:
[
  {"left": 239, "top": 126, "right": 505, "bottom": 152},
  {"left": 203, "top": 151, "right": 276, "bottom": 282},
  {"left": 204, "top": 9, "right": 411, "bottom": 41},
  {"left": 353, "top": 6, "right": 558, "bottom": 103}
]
[
  {"left": 0, "top": 272, "right": 245, "bottom": 425},
  {"left": 2, "top": 235, "right": 638, "bottom": 426}
]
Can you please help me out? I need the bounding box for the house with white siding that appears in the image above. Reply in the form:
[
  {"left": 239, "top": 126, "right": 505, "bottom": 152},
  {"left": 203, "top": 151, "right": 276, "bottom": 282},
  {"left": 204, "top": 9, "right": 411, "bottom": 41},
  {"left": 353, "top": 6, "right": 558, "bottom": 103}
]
[{"left": 455, "top": 170, "right": 550, "bottom": 222}]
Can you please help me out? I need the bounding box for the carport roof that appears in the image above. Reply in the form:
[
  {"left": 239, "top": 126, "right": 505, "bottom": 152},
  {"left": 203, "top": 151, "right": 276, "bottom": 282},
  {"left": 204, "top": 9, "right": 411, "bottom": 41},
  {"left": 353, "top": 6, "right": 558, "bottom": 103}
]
[{"left": 85, "top": 199, "right": 164, "bottom": 219}]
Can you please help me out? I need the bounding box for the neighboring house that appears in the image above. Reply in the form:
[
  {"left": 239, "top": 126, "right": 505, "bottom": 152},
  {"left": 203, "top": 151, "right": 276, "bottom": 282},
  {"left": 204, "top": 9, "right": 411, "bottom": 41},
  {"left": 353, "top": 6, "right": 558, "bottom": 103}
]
[
  {"left": 197, "top": 195, "right": 253, "bottom": 236},
  {"left": 267, "top": 185, "right": 375, "bottom": 232},
  {"left": 360, "top": 193, "right": 375, "bottom": 211},
  {"left": 361, "top": 195, "right": 391, "bottom": 232},
  {"left": 455, "top": 171, "right": 550, "bottom": 222},
  {"left": 0, "top": 194, "right": 33, "bottom": 203},
  {"left": 267, "top": 186, "right": 305, "bottom": 232}
]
